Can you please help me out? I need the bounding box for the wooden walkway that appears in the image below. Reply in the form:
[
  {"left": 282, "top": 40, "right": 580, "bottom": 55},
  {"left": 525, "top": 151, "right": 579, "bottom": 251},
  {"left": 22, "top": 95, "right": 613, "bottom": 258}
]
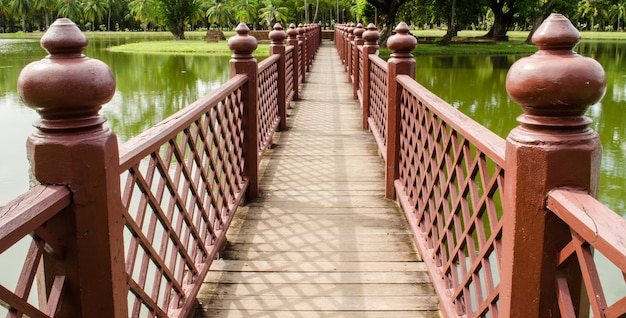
[{"left": 194, "top": 41, "right": 440, "bottom": 317}]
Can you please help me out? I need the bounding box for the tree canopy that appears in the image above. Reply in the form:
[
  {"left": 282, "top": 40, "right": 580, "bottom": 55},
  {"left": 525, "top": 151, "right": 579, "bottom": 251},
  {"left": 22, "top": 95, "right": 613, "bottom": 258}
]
[{"left": 1, "top": 0, "right": 625, "bottom": 43}]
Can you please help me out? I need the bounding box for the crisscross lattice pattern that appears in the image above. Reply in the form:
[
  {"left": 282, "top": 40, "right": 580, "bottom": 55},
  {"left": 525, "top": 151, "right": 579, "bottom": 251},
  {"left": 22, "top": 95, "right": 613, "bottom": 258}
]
[
  {"left": 257, "top": 55, "right": 281, "bottom": 159},
  {"left": 396, "top": 76, "right": 505, "bottom": 317},
  {"left": 368, "top": 55, "right": 388, "bottom": 157},
  {"left": 548, "top": 189, "right": 626, "bottom": 317},
  {"left": 298, "top": 42, "right": 305, "bottom": 84},
  {"left": 0, "top": 185, "right": 71, "bottom": 318},
  {"left": 119, "top": 75, "right": 249, "bottom": 317}
]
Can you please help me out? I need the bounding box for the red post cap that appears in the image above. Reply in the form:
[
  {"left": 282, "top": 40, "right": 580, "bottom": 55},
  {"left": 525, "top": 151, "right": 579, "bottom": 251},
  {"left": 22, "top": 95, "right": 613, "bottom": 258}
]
[
  {"left": 17, "top": 18, "right": 115, "bottom": 131},
  {"left": 228, "top": 23, "right": 258, "bottom": 58},
  {"left": 387, "top": 22, "right": 417, "bottom": 57},
  {"left": 506, "top": 14, "right": 606, "bottom": 130},
  {"left": 269, "top": 23, "right": 286, "bottom": 44}
]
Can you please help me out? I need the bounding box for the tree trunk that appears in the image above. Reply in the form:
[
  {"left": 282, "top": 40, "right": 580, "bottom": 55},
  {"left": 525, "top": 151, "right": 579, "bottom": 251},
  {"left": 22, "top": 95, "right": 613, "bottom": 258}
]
[
  {"left": 483, "top": 0, "right": 514, "bottom": 41},
  {"left": 525, "top": 14, "right": 545, "bottom": 44}
]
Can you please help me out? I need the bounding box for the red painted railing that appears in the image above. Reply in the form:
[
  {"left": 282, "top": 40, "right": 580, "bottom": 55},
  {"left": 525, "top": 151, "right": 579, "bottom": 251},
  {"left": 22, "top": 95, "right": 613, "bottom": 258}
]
[
  {"left": 337, "top": 14, "right": 625, "bottom": 317},
  {"left": 0, "top": 18, "right": 319, "bottom": 317}
]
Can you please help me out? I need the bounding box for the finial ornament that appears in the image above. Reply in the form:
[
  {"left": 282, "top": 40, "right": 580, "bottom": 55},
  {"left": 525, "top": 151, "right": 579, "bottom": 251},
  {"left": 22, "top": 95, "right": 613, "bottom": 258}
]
[
  {"left": 269, "top": 23, "right": 286, "bottom": 44},
  {"left": 228, "top": 23, "right": 258, "bottom": 58},
  {"left": 17, "top": 18, "right": 115, "bottom": 131},
  {"left": 287, "top": 23, "right": 298, "bottom": 39},
  {"left": 506, "top": 14, "right": 606, "bottom": 130},
  {"left": 362, "top": 24, "right": 380, "bottom": 45},
  {"left": 387, "top": 22, "right": 417, "bottom": 57},
  {"left": 354, "top": 23, "right": 364, "bottom": 39}
]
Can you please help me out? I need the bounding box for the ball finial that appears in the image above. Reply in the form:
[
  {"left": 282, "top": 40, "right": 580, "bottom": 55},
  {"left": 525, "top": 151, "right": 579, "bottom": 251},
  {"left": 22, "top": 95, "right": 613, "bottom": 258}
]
[
  {"left": 269, "top": 23, "right": 286, "bottom": 44},
  {"left": 228, "top": 23, "right": 258, "bottom": 57},
  {"left": 387, "top": 22, "right": 417, "bottom": 57},
  {"left": 506, "top": 14, "right": 606, "bottom": 129},
  {"left": 362, "top": 24, "right": 380, "bottom": 45},
  {"left": 17, "top": 18, "right": 115, "bottom": 131}
]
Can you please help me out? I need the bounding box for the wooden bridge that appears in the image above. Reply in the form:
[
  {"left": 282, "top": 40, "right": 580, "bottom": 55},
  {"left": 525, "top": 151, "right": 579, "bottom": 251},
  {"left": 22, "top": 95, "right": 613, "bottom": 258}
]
[{"left": 2, "top": 14, "right": 626, "bottom": 318}]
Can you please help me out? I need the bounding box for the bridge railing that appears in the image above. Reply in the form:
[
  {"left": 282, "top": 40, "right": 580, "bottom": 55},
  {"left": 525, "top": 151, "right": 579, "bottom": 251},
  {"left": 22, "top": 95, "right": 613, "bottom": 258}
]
[
  {"left": 336, "top": 14, "right": 625, "bottom": 317},
  {"left": 0, "top": 18, "right": 320, "bottom": 318}
]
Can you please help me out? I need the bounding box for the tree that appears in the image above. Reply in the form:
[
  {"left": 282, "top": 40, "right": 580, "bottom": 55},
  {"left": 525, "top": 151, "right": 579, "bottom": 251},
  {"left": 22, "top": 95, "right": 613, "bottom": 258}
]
[
  {"left": 259, "top": 0, "right": 288, "bottom": 27},
  {"left": 10, "top": 0, "right": 32, "bottom": 31},
  {"left": 206, "top": 0, "right": 233, "bottom": 30},
  {"left": 57, "top": 0, "right": 83, "bottom": 23},
  {"left": 155, "top": 0, "right": 201, "bottom": 39},
  {"left": 234, "top": 0, "right": 261, "bottom": 28},
  {"left": 365, "top": 0, "right": 410, "bottom": 47},
  {"left": 83, "top": 0, "right": 108, "bottom": 30},
  {"left": 519, "top": 0, "right": 576, "bottom": 44},
  {"left": 128, "top": 0, "right": 159, "bottom": 29},
  {"left": 483, "top": 0, "right": 516, "bottom": 40},
  {"left": 609, "top": 0, "right": 626, "bottom": 31},
  {"left": 32, "top": 0, "right": 55, "bottom": 28}
]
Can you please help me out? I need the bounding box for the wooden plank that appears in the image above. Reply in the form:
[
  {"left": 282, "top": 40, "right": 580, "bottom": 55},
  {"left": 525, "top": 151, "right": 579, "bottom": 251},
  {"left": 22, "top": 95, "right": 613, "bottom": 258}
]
[
  {"left": 199, "top": 282, "right": 435, "bottom": 297},
  {"left": 200, "top": 295, "right": 440, "bottom": 311},
  {"left": 203, "top": 271, "right": 432, "bottom": 284},
  {"left": 209, "top": 260, "right": 427, "bottom": 272},
  {"left": 195, "top": 309, "right": 441, "bottom": 318},
  {"left": 219, "top": 250, "right": 420, "bottom": 262}
]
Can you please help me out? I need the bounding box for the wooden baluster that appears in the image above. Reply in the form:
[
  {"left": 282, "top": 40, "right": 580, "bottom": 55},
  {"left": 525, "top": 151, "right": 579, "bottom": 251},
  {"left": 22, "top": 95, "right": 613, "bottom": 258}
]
[
  {"left": 361, "top": 24, "right": 379, "bottom": 129},
  {"left": 17, "top": 18, "right": 127, "bottom": 317},
  {"left": 269, "top": 23, "right": 287, "bottom": 131},
  {"left": 228, "top": 23, "right": 259, "bottom": 199},
  {"left": 385, "top": 22, "right": 417, "bottom": 200},
  {"left": 501, "top": 13, "right": 607, "bottom": 317}
]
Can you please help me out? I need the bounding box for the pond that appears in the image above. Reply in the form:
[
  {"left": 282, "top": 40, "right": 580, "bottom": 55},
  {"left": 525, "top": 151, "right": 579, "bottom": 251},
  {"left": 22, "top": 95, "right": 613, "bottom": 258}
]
[{"left": 0, "top": 34, "right": 624, "bottom": 310}]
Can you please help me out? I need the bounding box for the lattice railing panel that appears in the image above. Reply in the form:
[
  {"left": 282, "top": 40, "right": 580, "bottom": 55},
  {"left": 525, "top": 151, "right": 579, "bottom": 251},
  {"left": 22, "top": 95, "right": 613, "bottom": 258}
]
[
  {"left": 119, "top": 76, "right": 248, "bottom": 317},
  {"left": 368, "top": 55, "right": 388, "bottom": 157},
  {"left": 0, "top": 185, "right": 71, "bottom": 318},
  {"left": 257, "top": 55, "right": 281, "bottom": 160},
  {"left": 395, "top": 76, "right": 506, "bottom": 318},
  {"left": 548, "top": 189, "right": 626, "bottom": 317},
  {"left": 286, "top": 47, "right": 295, "bottom": 106}
]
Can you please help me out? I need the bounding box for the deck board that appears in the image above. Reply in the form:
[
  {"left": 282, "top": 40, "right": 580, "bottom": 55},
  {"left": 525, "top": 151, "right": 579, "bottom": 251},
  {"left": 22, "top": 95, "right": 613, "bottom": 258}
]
[{"left": 195, "top": 41, "right": 440, "bottom": 317}]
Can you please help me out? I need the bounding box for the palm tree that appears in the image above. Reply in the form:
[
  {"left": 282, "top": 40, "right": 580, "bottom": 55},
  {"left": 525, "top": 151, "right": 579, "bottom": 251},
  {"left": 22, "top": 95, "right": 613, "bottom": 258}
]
[
  {"left": 234, "top": 0, "right": 261, "bottom": 29},
  {"left": 32, "top": 0, "right": 55, "bottom": 28},
  {"left": 206, "top": 0, "right": 233, "bottom": 30},
  {"left": 259, "top": 0, "right": 287, "bottom": 27},
  {"left": 610, "top": 1, "right": 626, "bottom": 31},
  {"left": 57, "top": 0, "right": 83, "bottom": 23},
  {"left": 10, "top": 0, "right": 32, "bottom": 31},
  {"left": 82, "top": 0, "right": 108, "bottom": 30},
  {"left": 128, "top": 0, "right": 158, "bottom": 29}
]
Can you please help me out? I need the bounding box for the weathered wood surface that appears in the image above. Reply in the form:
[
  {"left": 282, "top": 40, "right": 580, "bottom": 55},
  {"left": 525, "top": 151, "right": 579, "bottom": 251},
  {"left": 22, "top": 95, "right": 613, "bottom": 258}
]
[{"left": 195, "top": 42, "right": 440, "bottom": 317}]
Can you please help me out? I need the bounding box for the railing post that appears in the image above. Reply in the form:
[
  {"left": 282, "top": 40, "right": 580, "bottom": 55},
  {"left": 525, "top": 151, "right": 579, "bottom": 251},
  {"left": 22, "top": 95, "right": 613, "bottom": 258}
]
[
  {"left": 269, "top": 23, "right": 287, "bottom": 131},
  {"left": 501, "top": 14, "right": 606, "bottom": 317},
  {"left": 287, "top": 23, "right": 300, "bottom": 100},
  {"left": 297, "top": 24, "right": 307, "bottom": 83},
  {"left": 352, "top": 23, "right": 364, "bottom": 99},
  {"left": 361, "top": 23, "right": 379, "bottom": 129},
  {"left": 228, "top": 23, "right": 259, "bottom": 199},
  {"left": 385, "top": 22, "right": 416, "bottom": 200},
  {"left": 17, "top": 18, "right": 127, "bottom": 317}
]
